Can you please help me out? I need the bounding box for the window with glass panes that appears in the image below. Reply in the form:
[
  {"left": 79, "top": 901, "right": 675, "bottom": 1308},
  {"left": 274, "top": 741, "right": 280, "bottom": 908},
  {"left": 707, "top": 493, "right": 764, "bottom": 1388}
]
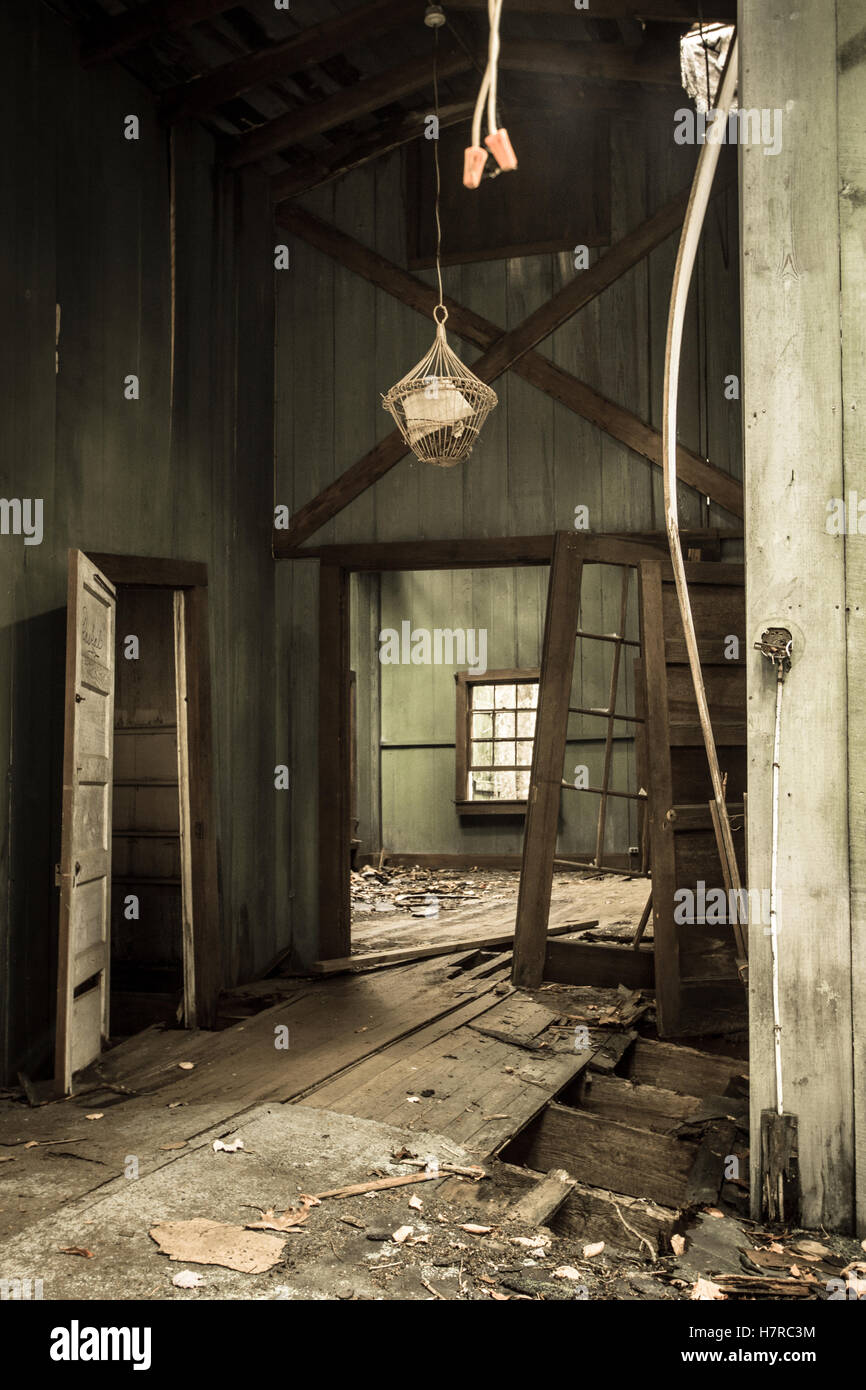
[{"left": 466, "top": 677, "right": 539, "bottom": 802}]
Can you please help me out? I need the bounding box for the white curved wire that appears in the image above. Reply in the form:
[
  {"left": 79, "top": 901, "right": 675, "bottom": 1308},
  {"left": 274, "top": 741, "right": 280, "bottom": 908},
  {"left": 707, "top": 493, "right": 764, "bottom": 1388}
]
[{"left": 471, "top": 0, "right": 503, "bottom": 150}]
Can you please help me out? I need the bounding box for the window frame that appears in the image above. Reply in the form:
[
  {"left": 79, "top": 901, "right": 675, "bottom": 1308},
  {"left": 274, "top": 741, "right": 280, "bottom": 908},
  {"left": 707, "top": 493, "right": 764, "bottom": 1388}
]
[{"left": 454, "top": 667, "right": 541, "bottom": 816}]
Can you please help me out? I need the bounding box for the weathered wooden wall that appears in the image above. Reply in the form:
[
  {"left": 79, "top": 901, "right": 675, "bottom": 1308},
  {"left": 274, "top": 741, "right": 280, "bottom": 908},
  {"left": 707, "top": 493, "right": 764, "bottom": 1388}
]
[
  {"left": 276, "top": 96, "right": 742, "bottom": 950},
  {"left": 742, "top": 0, "right": 862, "bottom": 1233},
  {"left": 0, "top": 2, "right": 281, "bottom": 1083}
]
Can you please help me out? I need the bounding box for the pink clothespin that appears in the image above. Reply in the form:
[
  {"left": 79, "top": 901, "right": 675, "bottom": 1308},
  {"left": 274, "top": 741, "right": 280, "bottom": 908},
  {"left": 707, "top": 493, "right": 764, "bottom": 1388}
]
[
  {"left": 463, "top": 145, "right": 488, "bottom": 189},
  {"left": 484, "top": 128, "right": 517, "bottom": 172}
]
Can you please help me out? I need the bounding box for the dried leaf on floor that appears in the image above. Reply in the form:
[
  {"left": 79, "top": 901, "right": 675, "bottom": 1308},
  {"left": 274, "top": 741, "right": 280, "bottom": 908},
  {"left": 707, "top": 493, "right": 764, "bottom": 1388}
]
[
  {"left": 159, "top": 1142, "right": 188, "bottom": 1151},
  {"left": 59, "top": 1247, "right": 94, "bottom": 1258},
  {"left": 150, "top": 1218, "right": 285, "bottom": 1273},
  {"left": 691, "top": 1277, "right": 725, "bottom": 1300},
  {"left": 408, "top": 1195, "right": 423, "bottom": 1211},
  {"left": 553, "top": 1266, "right": 584, "bottom": 1280},
  {"left": 582, "top": 1241, "right": 605, "bottom": 1259},
  {"left": 245, "top": 1206, "right": 309, "bottom": 1232},
  {"left": 178, "top": 1063, "right": 195, "bottom": 1071},
  {"left": 172, "top": 1270, "right": 203, "bottom": 1288},
  {"left": 391, "top": 1225, "right": 414, "bottom": 1244},
  {"left": 460, "top": 1223, "right": 493, "bottom": 1235},
  {"left": 671, "top": 1234, "right": 686, "bottom": 1256},
  {"left": 85, "top": 1113, "right": 103, "bottom": 1121},
  {"left": 213, "top": 1138, "right": 245, "bottom": 1154}
]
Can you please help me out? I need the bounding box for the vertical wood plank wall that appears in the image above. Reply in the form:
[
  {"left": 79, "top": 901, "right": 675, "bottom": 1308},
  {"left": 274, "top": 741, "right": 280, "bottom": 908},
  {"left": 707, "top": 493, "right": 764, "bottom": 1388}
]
[
  {"left": 276, "top": 97, "right": 744, "bottom": 951},
  {"left": 0, "top": 5, "right": 280, "bottom": 1081},
  {"left": 741, "top": 0, "right": 857, "bottom": 1231},
  {"left": 839, "top": 0, "right": 866, "bottom": 1239}
]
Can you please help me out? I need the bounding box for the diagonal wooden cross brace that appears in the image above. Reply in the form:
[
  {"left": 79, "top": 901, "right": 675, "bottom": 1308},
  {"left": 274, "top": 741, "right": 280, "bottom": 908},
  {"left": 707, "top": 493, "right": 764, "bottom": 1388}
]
[{"left": 276, "top": 185, "right": 742, "bottom": 552}]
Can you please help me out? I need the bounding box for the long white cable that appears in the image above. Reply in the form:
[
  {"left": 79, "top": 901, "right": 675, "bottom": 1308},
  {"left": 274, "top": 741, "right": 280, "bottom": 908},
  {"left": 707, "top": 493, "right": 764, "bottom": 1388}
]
[
  {"left": 769, "top": 669, "right": 784, "bottom": 1115},
  {"left": 487, "top": 0, "right": 503, "bottom": 136}
]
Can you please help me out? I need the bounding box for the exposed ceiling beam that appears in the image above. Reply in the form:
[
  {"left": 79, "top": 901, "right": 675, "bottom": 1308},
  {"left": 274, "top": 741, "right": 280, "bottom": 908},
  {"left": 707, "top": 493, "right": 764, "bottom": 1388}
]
[
  {"left": 160, "top": 0, "right": 418, "bottom": 123},
  {"left": 447, "top": 0, "right": 735, "bottom": 18},
  {"left": 269, "top": 99, "right": 476, "bottom": 204},
  {"left": 225, "top": 46, "right": 472, "bottom": 170},
  {"left": 275, "top": 193, "right": 742, "bottom": 550},
  {"left": 80, "top": 0, "right": 234, "bottom": 66},
  {"left": 227, "top": 35, "right": 681, "bottom": 170}
]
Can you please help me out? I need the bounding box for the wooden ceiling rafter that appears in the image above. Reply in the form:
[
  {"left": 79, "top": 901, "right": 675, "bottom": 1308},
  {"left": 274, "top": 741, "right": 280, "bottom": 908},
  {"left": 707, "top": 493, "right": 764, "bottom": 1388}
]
[
  {"left": 225, "top": 45, "right": 474, "bottom": 170},
  {"left": 159, "top": 0, "right": 419, "bottom": 123},
  {"left": 275, "top": 190, "right": 742, "bottom": 551},
  {"left": 226, "top": 35, "right": 681, "bottom": 170}
]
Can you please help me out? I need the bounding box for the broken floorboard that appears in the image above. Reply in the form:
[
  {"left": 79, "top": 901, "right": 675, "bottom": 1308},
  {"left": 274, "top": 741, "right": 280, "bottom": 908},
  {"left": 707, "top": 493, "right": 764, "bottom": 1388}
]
[
  {"left": 437, "top": 1158, "right": 679, "bottom": 1255},
  {"left": 309, "top": 920, "right": 595, "bottom": 976},
  {"left": 300, "top": 992, "right": 594, "bottom": 1159}
]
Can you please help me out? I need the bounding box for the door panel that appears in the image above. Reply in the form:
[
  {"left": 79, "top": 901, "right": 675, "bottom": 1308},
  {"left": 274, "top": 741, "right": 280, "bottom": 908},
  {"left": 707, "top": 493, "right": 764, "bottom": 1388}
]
[{"left": 55, "top": 551, "right": 117, "bottom": 1094}]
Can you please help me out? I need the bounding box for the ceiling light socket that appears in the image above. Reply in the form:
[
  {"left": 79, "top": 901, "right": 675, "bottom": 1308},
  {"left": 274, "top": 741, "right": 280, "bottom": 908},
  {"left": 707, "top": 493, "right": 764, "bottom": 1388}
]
[{"left": 424, "top": 4, "right": 446, "bottom": 28}]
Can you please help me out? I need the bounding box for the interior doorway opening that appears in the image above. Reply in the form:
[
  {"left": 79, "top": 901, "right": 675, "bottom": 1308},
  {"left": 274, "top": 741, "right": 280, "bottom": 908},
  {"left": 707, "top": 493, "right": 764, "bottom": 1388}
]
[
  {"left": 55, "top": 552, "right": 221, "bottom": 1096},
  {"left": 111, "top": 585, "right": 184, "bottom": 1037}
]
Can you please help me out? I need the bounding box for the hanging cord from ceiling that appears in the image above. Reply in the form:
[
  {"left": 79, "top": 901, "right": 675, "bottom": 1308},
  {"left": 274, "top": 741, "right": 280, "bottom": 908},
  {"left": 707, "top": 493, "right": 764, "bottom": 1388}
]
[
  {"left": 463, "top": 0, "right": 517, "bottom": 189},
  {"left": 755, "top": 628, "right": 793, "bottom": 1118}
]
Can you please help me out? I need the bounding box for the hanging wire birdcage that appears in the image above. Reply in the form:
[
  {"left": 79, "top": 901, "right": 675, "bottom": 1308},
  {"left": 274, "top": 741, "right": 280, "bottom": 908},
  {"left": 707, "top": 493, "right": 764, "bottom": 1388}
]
[
  {"left": 381, "top": 22, "right": 498, "bottom": 468},
  {"left": 382, "top": 305, "right": 498, "bottom": 467}
]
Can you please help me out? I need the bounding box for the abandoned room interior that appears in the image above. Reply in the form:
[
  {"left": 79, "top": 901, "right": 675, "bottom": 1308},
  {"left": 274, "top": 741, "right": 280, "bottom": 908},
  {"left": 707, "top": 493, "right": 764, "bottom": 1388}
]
[{"left": 0, "top": 0, "right": 864, "bottom": 1326}]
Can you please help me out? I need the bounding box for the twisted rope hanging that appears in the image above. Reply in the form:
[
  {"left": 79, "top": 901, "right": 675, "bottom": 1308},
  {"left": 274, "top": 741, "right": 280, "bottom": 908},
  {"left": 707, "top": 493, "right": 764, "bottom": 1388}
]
[{"left": 382, "top": 29, "right": 497, "bottom": 467}]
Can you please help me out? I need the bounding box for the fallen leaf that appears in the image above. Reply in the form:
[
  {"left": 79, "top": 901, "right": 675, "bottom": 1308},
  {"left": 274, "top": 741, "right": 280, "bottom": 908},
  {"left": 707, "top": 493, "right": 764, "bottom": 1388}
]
[
  {"left": 460, "top": 1223, "right": 493, "bottom": 1235},
  {"left": 511, "top": 1234, "right": 550, "bottom": 1250},
  {"left": 792, "top": 1239, "right": 832, "bottom": 1258},
  {"left": 0, "top": 1155, "right": 14, "bottom": 1163},
  {"left": 168, "top": 1101, "right": 184, "bottom": 1109},
  {"left": 861, "top": 1239, "right": 866, "bottom": 1254},
  {"left": 691, "top": 1277, "right": 725, "bottom": 1301},
  {"left": 582, "top": 1241, "right": 605, "bottom": 1260},
  {"left": 671, "top": 1234, "right": 686, "bottom": 1256},
  {"left": 85, "top": 1113, "right": 103, "bottom": 1121},
  {"left": 150, "top": 1218, "right": 285, "bottom": 1273},
  {"left": 178, "top": 1062, "right": 195, "bottom": 1071},
  {"left": 59, "top": 1247, "right": 94, "bottom": 1258},
  {"left": 159, "top": 1142, "right": 188, "bottom": 1151},
  {"left": 212, "top": 1138, "right": 244, "bottom": 1154},
  {"left": 705, "top": 1208, "right": 725, "bottom": 1219},
  {"left": 172, "top": 1270, "right": 203, "bottom": 1288},
  {"left": 552, "top": 1265, "right": 583, "bottom": 1280},
  {"left": 391, "top": 1225, "right": 414, "bottom": 1244},
  {"left": 406, "top": 1096, "right": 421, "bottom": 1104},
  {"left": 408, "top": 1195, "right": 423, "bottom": 1211},
  {"left": 24, "top": 1141, "right": 39, "bottom": 1149},
  {"left": 245, "top": 1206, "right": 308, "bottom": 1232},
  {"left": 490, "top": 1290, "right": 510, "bottom": 1300}
]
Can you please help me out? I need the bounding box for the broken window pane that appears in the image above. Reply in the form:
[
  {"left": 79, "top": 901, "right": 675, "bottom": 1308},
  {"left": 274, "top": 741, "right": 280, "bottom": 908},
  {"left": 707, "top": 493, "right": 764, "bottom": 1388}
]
[{"left": 465, "top": 676, "right": 538, "bottom": 801}]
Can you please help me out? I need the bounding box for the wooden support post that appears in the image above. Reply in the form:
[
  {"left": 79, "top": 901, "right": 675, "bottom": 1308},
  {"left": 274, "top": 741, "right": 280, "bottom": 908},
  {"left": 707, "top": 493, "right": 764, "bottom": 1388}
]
[
  {"left": 318, "top": 564, "right": 351, "bottom": 960},
  {"left": 742, "top": 0, "right": 855, "bottom": 1232},
  {"left": 639, "top": 561, "right": 680, "bottom": 1034},
  {"left": 513, "top": 534, "right": 583, "bottom": 989}
]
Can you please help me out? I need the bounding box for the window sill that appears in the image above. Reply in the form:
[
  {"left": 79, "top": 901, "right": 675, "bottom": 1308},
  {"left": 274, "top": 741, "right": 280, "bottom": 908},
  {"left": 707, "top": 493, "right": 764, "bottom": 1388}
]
[{"left": 455, "top": 800, "right": 528, "bottom": 817}]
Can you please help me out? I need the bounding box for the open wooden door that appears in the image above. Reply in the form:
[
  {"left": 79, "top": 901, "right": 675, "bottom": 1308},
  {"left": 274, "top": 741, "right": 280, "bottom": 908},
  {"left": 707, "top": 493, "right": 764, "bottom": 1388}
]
[{"left": 55, "top": 551, "right": 117, "bottom": 1094}]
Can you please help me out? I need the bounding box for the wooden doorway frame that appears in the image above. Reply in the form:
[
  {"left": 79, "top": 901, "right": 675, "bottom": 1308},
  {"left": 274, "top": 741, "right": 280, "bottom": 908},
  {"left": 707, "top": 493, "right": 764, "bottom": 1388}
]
[
  {"left": 86, "top": 553, "right": 221, "bottom": 1029},
  {"left": 302, "top": 533, "right": 679, "bottom": 961}
]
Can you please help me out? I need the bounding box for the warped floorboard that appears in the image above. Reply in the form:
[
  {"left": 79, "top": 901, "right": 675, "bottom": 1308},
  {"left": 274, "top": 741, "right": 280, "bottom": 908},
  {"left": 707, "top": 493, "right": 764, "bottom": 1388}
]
[{"left": 302, "top": 993, "right": 593, "bottom": 1159}]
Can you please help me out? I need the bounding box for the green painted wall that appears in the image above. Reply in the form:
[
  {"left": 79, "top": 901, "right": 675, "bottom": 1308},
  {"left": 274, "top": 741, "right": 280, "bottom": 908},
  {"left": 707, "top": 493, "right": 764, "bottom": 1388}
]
[{"left": 0, "top": 3, "right": 283, "bottom": 1081}]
